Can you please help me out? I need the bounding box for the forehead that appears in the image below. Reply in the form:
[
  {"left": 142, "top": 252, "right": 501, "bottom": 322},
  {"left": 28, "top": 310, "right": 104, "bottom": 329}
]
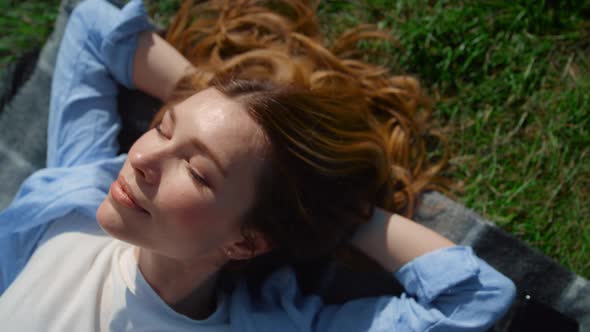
[{"left": 174, "top": 87, "right": 267, "bottom": 177}]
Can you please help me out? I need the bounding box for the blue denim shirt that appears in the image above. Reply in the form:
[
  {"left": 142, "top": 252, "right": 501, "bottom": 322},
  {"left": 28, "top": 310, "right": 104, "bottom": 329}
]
[{"left": 0, "top": 0, "right": 516, "bottom": 330}]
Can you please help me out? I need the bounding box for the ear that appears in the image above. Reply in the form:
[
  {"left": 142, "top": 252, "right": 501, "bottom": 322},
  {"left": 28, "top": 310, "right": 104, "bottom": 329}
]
[{"left": 225, "top": 231, "right": 273, "bottom": 261}]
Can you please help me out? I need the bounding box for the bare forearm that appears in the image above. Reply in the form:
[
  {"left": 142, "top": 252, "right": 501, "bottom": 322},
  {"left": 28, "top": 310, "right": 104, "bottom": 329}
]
[
  {"left": 132, "top": 31, "right": 194, "bottom": 102},
  {"left": 351, "top": 208, "right": 455, "bottom": 273}
]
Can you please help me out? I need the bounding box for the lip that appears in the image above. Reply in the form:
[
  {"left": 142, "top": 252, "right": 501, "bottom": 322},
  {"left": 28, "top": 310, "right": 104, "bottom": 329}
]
[{"left": 110, "top": 176, "right": 149, "bottom": 214}]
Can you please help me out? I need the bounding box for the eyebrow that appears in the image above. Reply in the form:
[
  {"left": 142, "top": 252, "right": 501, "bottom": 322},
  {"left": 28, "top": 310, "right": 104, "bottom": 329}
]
[{"left": 169, "top": 108, "right": 228, "bottom": 178}]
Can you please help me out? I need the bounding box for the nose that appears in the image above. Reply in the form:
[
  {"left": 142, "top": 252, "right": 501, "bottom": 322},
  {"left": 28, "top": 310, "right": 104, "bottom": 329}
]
[{"left": 128, "top": 148, "right": 161, "bottom": 185}]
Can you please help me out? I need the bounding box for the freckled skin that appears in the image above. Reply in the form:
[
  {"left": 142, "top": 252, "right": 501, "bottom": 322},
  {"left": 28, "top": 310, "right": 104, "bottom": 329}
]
[{"left": 97, "top": 87, "right": 267, "bottom": 262}]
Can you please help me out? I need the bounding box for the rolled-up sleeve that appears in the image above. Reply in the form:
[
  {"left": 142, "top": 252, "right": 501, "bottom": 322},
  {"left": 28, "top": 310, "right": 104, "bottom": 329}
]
[
  {"left": 2, "top": 0, "right": 150, "bottom": 297},
  {"left": 391, "top": 246, "right": 516, "bottom": 331},
  {"left": 47, "top": 0, "right": 153, "bottom": 168},
  {"left": 231, "top": 246, "right": 516, "bottom": 332}
]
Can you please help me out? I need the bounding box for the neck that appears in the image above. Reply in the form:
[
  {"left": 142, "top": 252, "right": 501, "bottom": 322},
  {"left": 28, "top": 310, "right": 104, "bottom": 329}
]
[{"left": 135, "top": 247, "right": 223, "bottom": 320}]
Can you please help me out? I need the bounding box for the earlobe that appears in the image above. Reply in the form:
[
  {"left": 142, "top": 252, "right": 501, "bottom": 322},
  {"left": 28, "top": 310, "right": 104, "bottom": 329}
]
[{"left": 227, "top": 232, "right": 273, "bottom": 260}]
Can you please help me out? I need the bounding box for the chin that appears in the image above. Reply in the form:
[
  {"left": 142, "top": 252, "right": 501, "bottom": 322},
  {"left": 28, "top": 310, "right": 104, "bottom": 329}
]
[
  {"left": 97, "top": 196, "right": 134, "bottom": 242},
  {"left": 97, "top": 198, "right": 121, "bottom": 235},
  {"left": 96, "top": 196, "right": 152, "bottom": 249}
]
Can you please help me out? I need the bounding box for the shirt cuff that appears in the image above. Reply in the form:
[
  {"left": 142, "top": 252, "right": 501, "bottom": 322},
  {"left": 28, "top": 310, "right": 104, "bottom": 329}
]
[
  {"left": 394, "top": 246, "right": 480, "bottom": 304},
  {"left": 100, "top": 0, "right": 154, "bottom": 89}
]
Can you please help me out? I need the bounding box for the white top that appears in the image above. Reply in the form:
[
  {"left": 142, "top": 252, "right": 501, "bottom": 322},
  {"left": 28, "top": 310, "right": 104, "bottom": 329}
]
[
  {"left": 0, "top": 212, "right": 517, "bottom": 332},
  {"left": 0, "top": 212, "right": 230, "bottom": 331}
]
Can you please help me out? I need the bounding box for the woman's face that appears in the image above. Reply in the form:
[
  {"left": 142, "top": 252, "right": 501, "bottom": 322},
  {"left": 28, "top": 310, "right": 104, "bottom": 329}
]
[{"left": 97, "top": 87, "right": 267, "bottom": 262}]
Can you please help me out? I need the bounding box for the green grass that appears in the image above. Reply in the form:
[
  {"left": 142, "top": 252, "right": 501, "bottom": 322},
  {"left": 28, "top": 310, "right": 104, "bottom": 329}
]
[
  {"left": 0, "top": 0, "right": 60, "bottom": 67},
  {"left": 345, "top": 0, "right": 590, "bottom": 277},
  {"left": 1, "top": 0, "right": 589, "bottom": 278}
]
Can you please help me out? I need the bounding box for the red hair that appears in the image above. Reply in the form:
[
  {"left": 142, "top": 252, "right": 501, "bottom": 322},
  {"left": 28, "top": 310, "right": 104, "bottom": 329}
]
[{"left": 152, "top": 0, "right": 451, "bottom": 266}]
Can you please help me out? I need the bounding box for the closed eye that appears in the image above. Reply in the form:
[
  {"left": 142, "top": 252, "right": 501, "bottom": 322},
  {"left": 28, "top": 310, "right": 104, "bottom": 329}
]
[
  {"left": 154, "top": 122, "right": 163, "bottom": 135},
  {"left": 187, "top": 164, "right": 210, "bottom": 188},
  {"left": 155, "top": 111, "right": 215, "bottom": 191},
  {"left": 156, "top": 124, "right": 210, "bottom": 188},
  {"left": 155, "top": 110, "right": 173, "bottom": 138},
  {"left": 155, "top": 123, "right": 168, "bottom": 138}
]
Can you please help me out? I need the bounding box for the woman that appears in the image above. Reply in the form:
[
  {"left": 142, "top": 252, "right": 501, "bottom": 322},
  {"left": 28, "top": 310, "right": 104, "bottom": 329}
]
[{"left": 0, "top": 0, "right": 515, "bottom": 330}]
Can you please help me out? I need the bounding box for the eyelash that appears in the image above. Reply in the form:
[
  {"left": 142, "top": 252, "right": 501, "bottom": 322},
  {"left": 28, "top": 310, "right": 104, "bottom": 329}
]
[
  {"left": 155, "top": 121, "right": 209, "bottom": 188},
  {"left": 187, "top": 166, "right": 209, "bottom": 187}
]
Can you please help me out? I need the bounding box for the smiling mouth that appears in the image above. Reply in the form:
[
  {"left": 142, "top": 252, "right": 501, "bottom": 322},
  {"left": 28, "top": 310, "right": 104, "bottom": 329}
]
[{"left": 110, "top": 177, "right": 149, "bottom": 214}]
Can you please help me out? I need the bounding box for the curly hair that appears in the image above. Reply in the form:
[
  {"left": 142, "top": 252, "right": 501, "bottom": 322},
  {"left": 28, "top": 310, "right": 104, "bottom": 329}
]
[{"left": 151, "top": 0, "right": 450, "bottom": 267}]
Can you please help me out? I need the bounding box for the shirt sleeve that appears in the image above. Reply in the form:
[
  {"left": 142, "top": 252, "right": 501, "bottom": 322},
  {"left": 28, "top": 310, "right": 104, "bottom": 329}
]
[
  {"left": 231, "top": 246, "right": 516, "bottom": 332},
  {"left": 46, "top": 0, "right": 153, "bottom": 168}
]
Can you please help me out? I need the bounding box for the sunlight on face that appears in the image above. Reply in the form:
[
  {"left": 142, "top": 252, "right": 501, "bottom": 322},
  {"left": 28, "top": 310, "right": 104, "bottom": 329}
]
[{"left": 97, "top": 87, "right": 267, "bottom": 262}]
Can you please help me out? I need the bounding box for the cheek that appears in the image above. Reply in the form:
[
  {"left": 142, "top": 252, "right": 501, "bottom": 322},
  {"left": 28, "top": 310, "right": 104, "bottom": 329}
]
[
  {"left": 157, "top": 190, "right": 234, "bottom": 257},
  {"left": 157, "top": 184, "right": 218, "bottom": 229}
]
